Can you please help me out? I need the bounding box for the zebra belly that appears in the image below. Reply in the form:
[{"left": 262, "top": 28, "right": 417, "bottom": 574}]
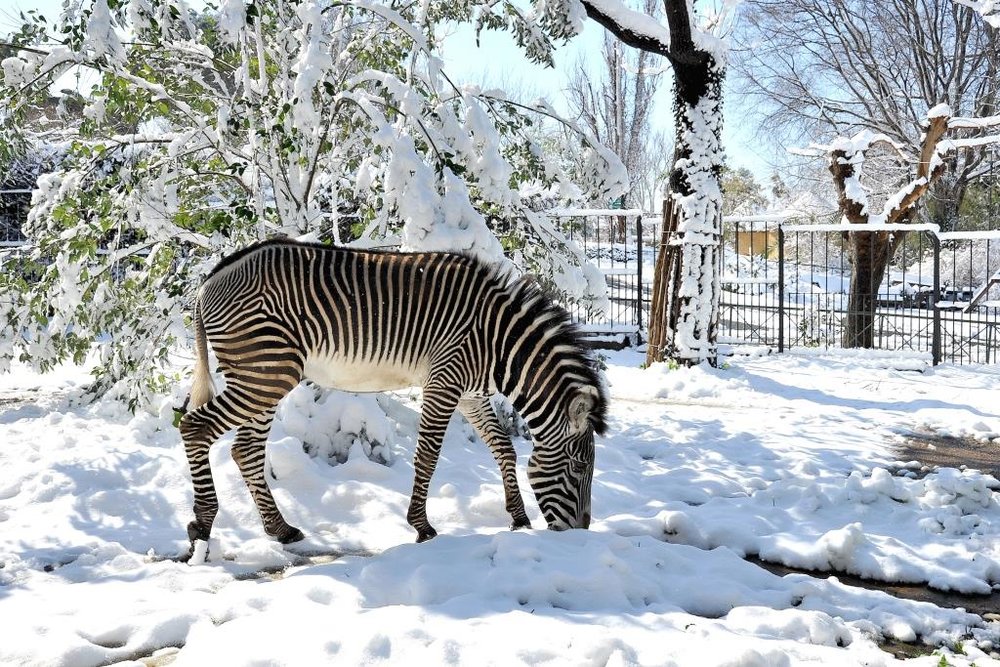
[{"left": 302, "top": 353, "right": 428, "bottom": 392}]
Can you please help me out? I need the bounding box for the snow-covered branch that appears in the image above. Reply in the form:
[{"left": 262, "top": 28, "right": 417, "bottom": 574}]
[
  {"left": 579, "top": 0, "right": 671, "bottom": 56},
  {"left": 815, "top": 98, "right": 1000, "bottom": 230},
  {"left": 953, "top": 0, "right": 1000, "bottom": 28},
  {"left": 825, "top": 112, "right": 952, "bottom": 226},
  {"left": 577, "top": 0, "right": 739, "bottom": 62}
]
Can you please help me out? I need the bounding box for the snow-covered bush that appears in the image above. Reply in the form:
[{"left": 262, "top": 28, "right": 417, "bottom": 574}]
[
  {"left": 796, "top": 291, "right": 841, "bottom": 348},
  {"left": 278, "top": 384, "right": 395, "bottom": 465},
  {"left": 0, "top": 0, "right": 625, "bottom": 405}
]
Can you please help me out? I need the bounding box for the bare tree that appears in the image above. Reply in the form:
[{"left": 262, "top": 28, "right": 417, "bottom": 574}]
[
  {"left": 566, "top": 0, "right": 665, "bottom": 238},
  {"left": 734, "top": 0, "right": 999, "bottom": 230}
]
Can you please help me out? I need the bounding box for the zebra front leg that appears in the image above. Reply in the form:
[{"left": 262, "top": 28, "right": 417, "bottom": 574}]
[
  {"left": 458, "top": 395, "right": 531, "bottom": 531},
  {"left": 408, "top": 382, "right": 462, "bottom": 542},
  {"left": 231, "top": 411, "right": 304, "bottom": 545}
]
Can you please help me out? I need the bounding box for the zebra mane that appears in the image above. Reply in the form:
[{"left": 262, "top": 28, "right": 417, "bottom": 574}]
[
  {"left": 203, "top": 237, "right": 298, "bottom": 280},
  {"left": 502, "top": 271, "right": 609, "bottom": 436}
]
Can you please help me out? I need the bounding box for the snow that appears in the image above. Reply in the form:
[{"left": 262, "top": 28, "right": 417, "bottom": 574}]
[
  {"left": 85, "top": 0, "right": 125, "bottom": 64},
  {"left": 927, "top": 103, "right": 953, "bottom": 119},
  {"left": 953, "top": 0, "right": 1000, "bottom": 28},
  {"left": 1, "top": 352, "right": 999, "bottom": 665},
  {"left": 949, "top": 114, "right": 1000, "bottom": 129},
  {"left": 787, "top": 223, "right": 939, "bottom": 233},
  {"left": 549, "top": 208, "right": 645, "bottom": 217},
  {"left": 218, "top": 0, "right": 247, "bottom": 43},
  {"left": 939, "top": 134, "right": 1000, "bottom": 152},
  {"left": 668, "top": 77, "right": 726, "bottom": 363}
]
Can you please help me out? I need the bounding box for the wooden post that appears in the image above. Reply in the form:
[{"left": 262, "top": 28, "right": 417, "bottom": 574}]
[{"left": 645, "top": 197, "right": 680, "bottom": 366}]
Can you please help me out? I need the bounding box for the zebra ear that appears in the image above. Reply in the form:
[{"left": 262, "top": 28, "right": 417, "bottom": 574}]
[{"left": 568, "top": 387, "right": 598, "bottom": 434}]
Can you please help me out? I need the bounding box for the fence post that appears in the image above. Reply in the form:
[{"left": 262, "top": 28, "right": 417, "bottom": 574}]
[
  {"left": 931, "top": 232, "right": 941, "bottom": 365},
  {"left": 636, "top": 214, "right": 643, "bottom": 336},
  {"left": 988, "top": 323, "right": 993, "bottom": 365},
  {"left": 777, "top": 223, "right": 785, "bottom": 353}
]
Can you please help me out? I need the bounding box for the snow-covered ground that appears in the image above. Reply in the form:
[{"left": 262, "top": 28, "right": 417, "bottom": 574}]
[{"left": 1, "top": 350, "right": 999, "bottom": 666}]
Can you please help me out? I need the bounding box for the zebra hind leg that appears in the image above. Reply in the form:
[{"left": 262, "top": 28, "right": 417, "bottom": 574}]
[
  {"left": 408, "top": 381, "right": 463, "bottom": 542},
  {"left": 459, "top": 395, "right": 531, "bottom": 531},
  {"left": 231, "top": 410, "right": 304, "bottom": 544},
  {"left": 179, "top": 365, "right": 302, "bottom": 560},
  {"left": 178, "top": 400, "right": 243, "bottom": 562}
]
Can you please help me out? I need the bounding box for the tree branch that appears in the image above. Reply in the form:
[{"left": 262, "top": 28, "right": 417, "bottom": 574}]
[{"left": 578, "top": 0, "right": 671, "bottom": 58}]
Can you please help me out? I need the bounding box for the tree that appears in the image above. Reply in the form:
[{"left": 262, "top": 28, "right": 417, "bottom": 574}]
[
  {"left": 565, "top": 0, "right": 666, "bottom": 239},
  {"left": 564, "top": 0, "right": 734, "bottom": 367},
  {"left": 734, "top": 0, "right": 1000, "bottom": 231},
  {"left": 769, "top": 172, "right": 790, "bottom": 204},
  {"left": 954, "top": 0, "right": 1000, "bottom": 27},
  {"left": 814, "top": 105, "right": 1000, "bottom": 348},
  {"left": 721, "top": 166, "right": 767, "bottom": 216},
  {"left": 957, "top": 155, "right": 1000, "bottom": 230},
  {"left": 765, "top": 1, "right": 1000, "bottom": 350},
  {"left": 0, "top": 0, "right": 626, "bottom": 403}
]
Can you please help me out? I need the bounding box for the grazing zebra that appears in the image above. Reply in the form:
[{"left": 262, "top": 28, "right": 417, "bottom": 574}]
[{"left": 178, "top": 238, "right": 608, "bottom": 559}]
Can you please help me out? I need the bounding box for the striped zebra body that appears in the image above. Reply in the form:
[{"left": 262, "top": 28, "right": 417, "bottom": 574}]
[{"left": 179, "top": 238, "right": 607, "bottom": 558}]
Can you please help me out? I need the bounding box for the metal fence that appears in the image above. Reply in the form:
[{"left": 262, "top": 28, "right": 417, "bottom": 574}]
[
  {"left": 553, "top": 211, "right": 1000, "bottom": 365},
  {"left": 1, "top": 190, "right": 30, "bottom": 246},
  {"left": 549, "top": 208, "right": 648, "bottom": 344}
]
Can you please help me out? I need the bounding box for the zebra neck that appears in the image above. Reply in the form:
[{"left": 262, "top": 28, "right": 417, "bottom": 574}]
[
  {"left": 484, "top": 278, "right": 590, "bottom": 439},
  {"left": 496, "top": 342, "right": 582, "bottom": 441}
]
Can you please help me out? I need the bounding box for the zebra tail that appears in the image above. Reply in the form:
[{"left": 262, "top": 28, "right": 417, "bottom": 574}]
[{"left": 188, "top": 294, "right": 216, "bottom": 410}]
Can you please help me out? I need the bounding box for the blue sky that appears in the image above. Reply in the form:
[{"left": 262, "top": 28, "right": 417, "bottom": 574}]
[
  {"left": 3, "top": 0, "right": 774, "bottom": 175},
  {"left": 440, "top": 19, "right": 775, "bottom": 175}
]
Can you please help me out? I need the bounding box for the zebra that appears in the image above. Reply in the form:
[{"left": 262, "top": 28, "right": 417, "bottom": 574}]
[{"left": 178, "top": 238, "right": 608, "bottom": 559}]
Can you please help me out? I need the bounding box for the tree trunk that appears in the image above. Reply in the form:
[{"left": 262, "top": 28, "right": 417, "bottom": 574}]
[
  {"left": 614, "top": 192, "right": 627, "bottom": 244},
  {"left": 579, "top": 0, "right": 725, "bottom": 368},
  {"left": 645, "top": 57, "right": 723, "bottom": 367},
  {"left": 842, "top": 230, "right": 905, "bottom": 348}
]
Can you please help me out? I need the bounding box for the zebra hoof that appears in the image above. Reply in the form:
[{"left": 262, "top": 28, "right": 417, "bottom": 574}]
[
  {"left": 186, "top": 520, "right": 211, "bottom": 543},
  {"left": 416, "top": 526, "right": 438, "bottom": 543},
  {"left": 276, "top": 526, "right": 305, "bottom": 545},
  {"left": 510, "top": 518, "right": 532, "bottom": 531}
]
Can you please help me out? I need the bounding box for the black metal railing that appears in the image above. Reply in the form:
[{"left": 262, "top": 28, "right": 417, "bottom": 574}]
[
  {"left": 550, "top": 208, "right": 649, "bottom": 339},
  {"left": 553, "top": 211, "right": 1000, "bottom": 365}
]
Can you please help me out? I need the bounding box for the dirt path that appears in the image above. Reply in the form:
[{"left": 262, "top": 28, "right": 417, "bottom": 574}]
[
  {"left": 896, "top": 430, "right": 1000, "bottom": 481},
  {"left": 747, "top": 556, "right": 999, "bottom": 619}
]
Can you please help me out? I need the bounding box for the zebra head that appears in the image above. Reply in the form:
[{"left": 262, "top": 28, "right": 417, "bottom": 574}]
[{"left": 527, "top": 384, "right": 607, "bottom": 531}]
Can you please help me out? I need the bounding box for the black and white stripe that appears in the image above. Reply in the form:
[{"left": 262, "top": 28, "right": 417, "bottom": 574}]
[{"left": 178, "top": 238, "right": 608, "bottom": 557}]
